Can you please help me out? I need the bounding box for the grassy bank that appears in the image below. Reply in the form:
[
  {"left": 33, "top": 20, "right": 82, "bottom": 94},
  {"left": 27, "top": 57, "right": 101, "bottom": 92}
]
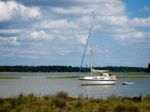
[
  {"left": 0, "top": 76, "right": 21, "bottom": 79},
  {"left": 0, "top": 91, "right": 150, "bottom": 112},
  {"left": 46, "top": 76, "right": 77, "bottom": 79}
]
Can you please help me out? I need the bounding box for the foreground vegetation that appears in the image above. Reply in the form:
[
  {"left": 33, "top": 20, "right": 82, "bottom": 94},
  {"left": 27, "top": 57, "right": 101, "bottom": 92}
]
[{"left": 0, "top": 91, "right": 150, "bottom": 112}]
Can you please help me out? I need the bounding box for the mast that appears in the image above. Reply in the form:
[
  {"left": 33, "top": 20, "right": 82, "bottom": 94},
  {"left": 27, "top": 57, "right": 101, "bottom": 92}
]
[
  {"left": 90, "top": 48, "right": 93, "bottom": 76},
  {"left": 78, "top": 11, "right": 94, "bottom": 75},
  {"left": 90, "top": 11, "right": 94, "bottom": 77}
]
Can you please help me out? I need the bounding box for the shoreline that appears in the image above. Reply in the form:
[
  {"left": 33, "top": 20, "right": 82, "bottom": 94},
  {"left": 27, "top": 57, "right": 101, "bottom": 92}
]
[
  {"left": 46, "top": 75, "right": 150, "bottom": 79},
  {"left": 0, "top": 75, "right": 150, "bottom": 79}
]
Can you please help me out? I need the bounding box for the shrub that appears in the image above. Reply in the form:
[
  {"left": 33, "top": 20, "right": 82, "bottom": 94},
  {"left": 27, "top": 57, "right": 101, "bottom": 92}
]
[
  {"left": 143, "top": 95, "right": 150, "bottom": 101},
  {"left": 51, "top": 97, "right": 66, "bottom": 109},
  {"left": 55, "top": 91, "right": 68, "bottom": 99},
  {"left": 50, "top": 92, "right": 68, "bottom": 109},
  {"left": 98, "top": 104, "right": 109, "bottom": 112},
  {"left": 115, "top": 104, "right": 139, "bottom": 112},
  {"left": 75, "top": 100, "right": 83, "bottom": 108},
  {"left": 132, "top": 96, "right": 142, "bottom": 102}
]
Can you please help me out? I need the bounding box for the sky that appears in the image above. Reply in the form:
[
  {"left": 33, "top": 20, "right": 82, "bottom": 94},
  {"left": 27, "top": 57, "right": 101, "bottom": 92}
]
[{"left": 0, "top": 0, "right": 150, "bottom": 67}]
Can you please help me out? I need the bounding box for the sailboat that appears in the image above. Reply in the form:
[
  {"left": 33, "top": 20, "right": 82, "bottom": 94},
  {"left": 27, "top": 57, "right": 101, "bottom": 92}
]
[
  {"left": 78, "top": 12, "right": 117, "bottom": 85},
  {"left": 79, "top": 49, "right": 117, "bottom": 85}
]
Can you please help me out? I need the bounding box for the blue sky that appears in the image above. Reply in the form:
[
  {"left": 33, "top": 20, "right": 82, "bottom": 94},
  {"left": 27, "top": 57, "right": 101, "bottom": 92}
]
[{"left": 0, "top": 0, "right": 150, "bottom": 67}]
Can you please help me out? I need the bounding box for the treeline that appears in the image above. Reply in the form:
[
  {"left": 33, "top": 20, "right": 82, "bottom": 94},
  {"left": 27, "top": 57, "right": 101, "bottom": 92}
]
[
  {"left": 94, "top": 66, "right": 147, "bottom": 72},
  {"left": 0, "top": 66, "right": 79, "bottom": 72},
  {"left": 146, "top": 63, "right": 150, "bottom": 73},
  {"left": 0, "top": 65, "right": 147, "bottom": 72}
]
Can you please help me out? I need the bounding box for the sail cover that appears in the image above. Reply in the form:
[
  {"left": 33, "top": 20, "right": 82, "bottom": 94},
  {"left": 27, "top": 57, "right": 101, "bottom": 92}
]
[{"left": 91, "top": 69, "right": 110, "bottom": 76}]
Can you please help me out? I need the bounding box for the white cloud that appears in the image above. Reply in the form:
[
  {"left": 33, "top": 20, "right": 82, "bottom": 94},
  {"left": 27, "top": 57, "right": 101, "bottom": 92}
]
[
  {"left": 0, "top": 29, "right": 21, "bottom": 34},
  {"left": 129, "top": 17, "right": 150, "bottom": 27},
  {"left": 57, "top": 48, "right": 72, "bottom": 55},
  {"left": 35, "top": 18, "right": 87, "bottom": 45},
  {"left": 143, "top": 6, "right": 150, "bottom": 13},
  {"left": 0, "top": 37, "right": 20, "bottom": 46},
  {"left": 0, "top": 1, "right": 41, "bottom": 22},
  {"left": 30, "top": 30, "right": 50, "bottom": 40},
  {"left": 38, "top": 19, "right": 78, "bottom": 30},
  {"left": 50, "top": 6, "right": 93, "bottom": 17},
  {"left": 98, "top": 16, "right": 128, "bottom": 26},
  {"left": 0, "top": 46, "right": 48, "bottom": 59},
  {"left": 113, "top": 29, "right": 150, "bottom": 44}
]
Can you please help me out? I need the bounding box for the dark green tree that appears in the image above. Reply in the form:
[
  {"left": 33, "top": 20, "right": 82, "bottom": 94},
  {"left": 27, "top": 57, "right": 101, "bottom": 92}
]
[{"left": 147, "top": 63, "right": 150, "bottom": 72}]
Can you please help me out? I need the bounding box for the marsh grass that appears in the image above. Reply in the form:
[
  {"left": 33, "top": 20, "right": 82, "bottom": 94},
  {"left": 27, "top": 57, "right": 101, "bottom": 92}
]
[
  {"left": 46, "top": 76, "right": 76, "bottom": 79},
  {"left": 0, "top": 92, "right": 150, "bottom": 112},
  {"left": 116, "top": 75, "right": 150, "bottom": 78},
  {"left": 0, "top": 76, "right": 21, "bottom": 79}
]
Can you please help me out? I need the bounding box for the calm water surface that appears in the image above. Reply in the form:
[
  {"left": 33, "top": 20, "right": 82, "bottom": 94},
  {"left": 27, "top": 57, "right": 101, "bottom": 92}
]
[{"left": 0, "top": 72, "right": 150, "bottom": 98}]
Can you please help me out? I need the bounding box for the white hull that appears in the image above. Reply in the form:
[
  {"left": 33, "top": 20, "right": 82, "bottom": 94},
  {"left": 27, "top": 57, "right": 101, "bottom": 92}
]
[{"left": 79, "top": 79, "right": 116, "bottom": 85}]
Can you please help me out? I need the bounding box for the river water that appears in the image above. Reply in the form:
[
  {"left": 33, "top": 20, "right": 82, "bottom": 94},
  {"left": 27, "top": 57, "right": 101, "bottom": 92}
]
[{"left": 0, "top": 72, "right": 150, "bottom": 98}]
